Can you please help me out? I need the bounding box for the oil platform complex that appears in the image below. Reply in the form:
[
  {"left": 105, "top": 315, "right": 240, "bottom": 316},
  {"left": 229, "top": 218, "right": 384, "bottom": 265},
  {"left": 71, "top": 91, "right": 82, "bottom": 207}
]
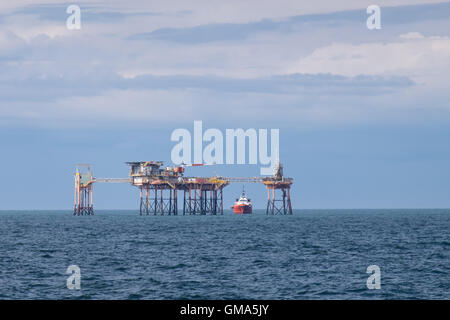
[{"left": 74, "top": 162, "right": 293, "bottom": 216}]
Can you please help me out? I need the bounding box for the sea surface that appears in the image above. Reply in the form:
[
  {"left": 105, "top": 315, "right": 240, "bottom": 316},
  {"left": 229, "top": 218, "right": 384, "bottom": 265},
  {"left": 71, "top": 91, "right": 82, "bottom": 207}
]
[{"left": 0, "top": 209, "right": 449, "bottom": 300}]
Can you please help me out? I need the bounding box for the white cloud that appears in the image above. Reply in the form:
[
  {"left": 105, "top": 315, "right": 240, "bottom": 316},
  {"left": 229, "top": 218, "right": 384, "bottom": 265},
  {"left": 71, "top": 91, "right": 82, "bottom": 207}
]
[
  {"left": 1, "top": 0, "right": 447, "bottom": 26},
  {"left": 399, "top": 32, "right": 425, "bottom": 39},
  {"left": 286, "top": 33, "right": 450, "bottom": 87},
  {"left": 0, "top": 30, "right": 26, "bottom": 56},
  {"left": 1, "top": 1, "right": 450, "bottom": 128}
]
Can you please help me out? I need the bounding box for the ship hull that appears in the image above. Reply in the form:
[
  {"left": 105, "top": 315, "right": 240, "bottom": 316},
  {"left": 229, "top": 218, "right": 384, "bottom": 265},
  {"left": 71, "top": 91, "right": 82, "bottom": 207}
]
[{"left": 233, "top": 204, "right": 252, "bottom": 214}]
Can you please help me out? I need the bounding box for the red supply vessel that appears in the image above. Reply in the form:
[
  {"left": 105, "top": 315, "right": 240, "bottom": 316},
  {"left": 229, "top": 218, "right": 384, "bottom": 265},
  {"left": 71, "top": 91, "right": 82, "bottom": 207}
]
[{"left": 232, "top": 188, "right": 252, "bottom": 214}]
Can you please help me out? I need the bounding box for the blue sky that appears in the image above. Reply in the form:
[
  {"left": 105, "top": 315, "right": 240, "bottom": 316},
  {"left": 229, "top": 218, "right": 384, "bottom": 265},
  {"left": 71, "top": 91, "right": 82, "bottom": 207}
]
[{"left": 1, "top": 0, "right": 450, "bottom": 209}]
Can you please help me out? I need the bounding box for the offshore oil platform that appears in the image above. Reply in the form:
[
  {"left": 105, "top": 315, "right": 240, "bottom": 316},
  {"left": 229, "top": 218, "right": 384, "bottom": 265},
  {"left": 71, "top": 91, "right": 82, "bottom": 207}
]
[{"left": 74, "top": 162, "right": 293, "bottom": 216}]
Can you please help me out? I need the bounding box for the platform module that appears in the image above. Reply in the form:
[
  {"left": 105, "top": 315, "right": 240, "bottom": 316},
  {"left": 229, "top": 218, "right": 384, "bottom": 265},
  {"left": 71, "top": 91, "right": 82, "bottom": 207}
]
[{"left": 74, "top": 164, "right": 94, "bottom": 215}]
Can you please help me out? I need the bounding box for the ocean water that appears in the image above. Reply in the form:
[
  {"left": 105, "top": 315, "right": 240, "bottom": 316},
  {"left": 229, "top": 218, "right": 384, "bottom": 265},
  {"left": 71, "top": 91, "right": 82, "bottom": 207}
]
[{"left": 0, "top": 209, "right": 449, "bottom": 300}]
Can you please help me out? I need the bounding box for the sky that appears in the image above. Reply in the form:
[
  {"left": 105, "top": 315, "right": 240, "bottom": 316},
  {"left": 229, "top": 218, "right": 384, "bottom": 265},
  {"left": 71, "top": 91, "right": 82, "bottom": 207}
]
[{"left": 1, "top": 0, "right": 450, "bottom": 209}]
